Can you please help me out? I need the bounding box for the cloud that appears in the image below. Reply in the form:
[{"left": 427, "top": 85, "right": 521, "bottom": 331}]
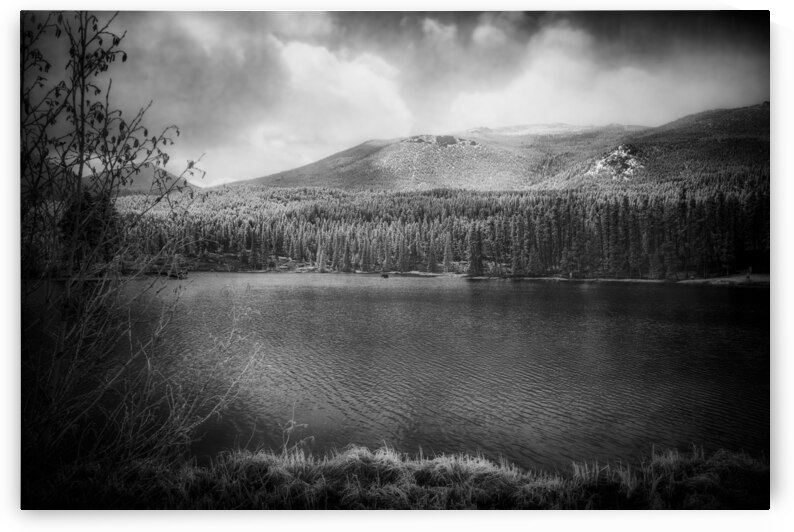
[
  {"left": 268, "top": 12, "right": 335, "bottom": 41},
  {"left": 472, "top": 24, "right": 507, "bottom": 48},
  {"left": 112, "top": 13, "right": 283, "bottom": 135},
  {"left": 445, "top": 23, "right": 769, "bottom": 130},
  {"left": 268, "top": 39, "right": 411, "bottom": 138},
  {"left": 471, "top": 12, "right": 526, "bottom": 48},
  {"left": 197, "top": 39, "right": 413, "bottom": 183},
  {"left": 107, "top": 13, "right": 401, "bottom": 184},
  {"left": 421, "top": 18, "right": 458, "bottom": 46}
]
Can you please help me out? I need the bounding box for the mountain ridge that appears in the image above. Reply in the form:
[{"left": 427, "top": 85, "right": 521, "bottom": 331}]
[{"left": 223, "top": 103, "right": 769, "bottom": 191}]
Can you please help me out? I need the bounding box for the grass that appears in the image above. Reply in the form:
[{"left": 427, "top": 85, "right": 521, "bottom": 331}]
[{"left": 37, "top": 445, "right": 769, "bottom": 509}]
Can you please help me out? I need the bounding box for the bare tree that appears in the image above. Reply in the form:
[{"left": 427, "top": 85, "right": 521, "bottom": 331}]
[{"left": 20, "top": 11, "right": 247, "bottom": 508}]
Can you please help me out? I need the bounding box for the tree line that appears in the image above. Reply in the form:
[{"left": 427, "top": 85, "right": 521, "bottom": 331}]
[{"left": 116, "top": 183, "right": 769, "bottom": 279}]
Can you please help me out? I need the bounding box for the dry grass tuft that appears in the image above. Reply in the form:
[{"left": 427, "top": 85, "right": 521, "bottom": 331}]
[{"left": 43, "top": 444, "right": 769, "bottom": 509}]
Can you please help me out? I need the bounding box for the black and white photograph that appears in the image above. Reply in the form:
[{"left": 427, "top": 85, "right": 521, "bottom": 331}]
[{"left": 15, "top": 4, "right": 781, "bottom": 515}]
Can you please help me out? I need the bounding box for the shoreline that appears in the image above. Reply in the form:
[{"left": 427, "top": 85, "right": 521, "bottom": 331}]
[
  {"left": 33, "top": 269, "right": 770, "bottom": 288},
  {"left": 181, "top": 267, "right": 770, "bottom": 287}
]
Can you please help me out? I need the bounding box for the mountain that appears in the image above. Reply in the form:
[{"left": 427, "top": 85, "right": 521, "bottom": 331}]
[
  {"left": 624, "top": 102, "right": 770, "bottom": 187},
  {"left": 22, "top": 162, "right": 198, "bottom": 200},
  {"left": 230, "top": 103, "right": 769, "bottom": 191},
  {"left": 112, "top": 164, "right": 198, "bottom": 196}
]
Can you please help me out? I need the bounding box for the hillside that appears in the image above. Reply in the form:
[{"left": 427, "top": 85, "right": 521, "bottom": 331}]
[
  {"left": 625, "top": 102, "right": 770, "bottom": 189},
  {"left": 112, "top": 164, "right": 197, "bottom": 196},
  {"left": 230, "top": 103, "right": 769, "bottom": 191},
  {"left": 235, "top": 124, "right": 644, "bottom": 191},
  {"left": 21, "top": 162, "right": 197, "bottom": 199}
]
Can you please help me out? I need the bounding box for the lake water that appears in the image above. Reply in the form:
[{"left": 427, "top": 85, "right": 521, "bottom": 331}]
[{"left": 140, "top": 273, "right": 769, "bottom": 471}]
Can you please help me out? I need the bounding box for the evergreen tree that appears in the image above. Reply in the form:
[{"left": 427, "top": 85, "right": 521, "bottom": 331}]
[
  {"left": 467, "top": 223, "right": 484, "bottom": 275},
  {"left": 443, "top": 236, "right": 453, "bottom": 273}
]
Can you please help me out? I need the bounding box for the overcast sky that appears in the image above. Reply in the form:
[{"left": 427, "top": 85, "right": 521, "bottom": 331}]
[{"left": 47, "top": 11, "right": 770, "bottom": 185}]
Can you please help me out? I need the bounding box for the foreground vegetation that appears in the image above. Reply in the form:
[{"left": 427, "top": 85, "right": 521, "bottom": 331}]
[
  {"left": 21, "top": 11, "right": 238, "bottom": 508},
  {"left": 36, "top": 445, "right": 768, "bottom": 509}
]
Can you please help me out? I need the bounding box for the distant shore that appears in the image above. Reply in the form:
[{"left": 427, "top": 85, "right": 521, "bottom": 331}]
[
  {"left": 675, "top": 273, "right": 770, "bottom": 286},
  {"left": 393, "top": 272, "right": 770, "bottom": 286},
  {"left": 178, "top": 261, "right": 769, "bottom": 287}
]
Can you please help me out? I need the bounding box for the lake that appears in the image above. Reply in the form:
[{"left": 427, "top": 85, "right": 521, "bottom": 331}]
[{"left": 138, "top": 273, "right": 769, "bottom": 471}]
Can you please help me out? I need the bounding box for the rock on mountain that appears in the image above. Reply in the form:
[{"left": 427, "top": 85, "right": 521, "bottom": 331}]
[{"left": 587, "top": 144, "right": 645, "bottom": 181}]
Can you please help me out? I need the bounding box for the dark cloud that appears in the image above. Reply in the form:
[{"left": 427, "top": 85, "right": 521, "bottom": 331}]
[
  {"left": 561, "top": 11, "right": 769, "bottom": 55},
  {"left": 112, "top": 13, "right": 287, "bottom": 144}
]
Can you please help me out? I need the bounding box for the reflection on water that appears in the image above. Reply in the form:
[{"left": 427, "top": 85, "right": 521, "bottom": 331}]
[{"left": 136, "top": 273, "right": 769, "bottom": 471}]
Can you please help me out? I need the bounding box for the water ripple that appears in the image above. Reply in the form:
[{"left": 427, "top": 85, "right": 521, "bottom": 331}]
[{"left": 135, "top": 273, "right": 769, "bottom": 471}]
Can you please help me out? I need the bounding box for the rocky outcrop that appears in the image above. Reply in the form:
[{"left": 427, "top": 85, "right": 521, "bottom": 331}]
[
  {"left": 587, "top": 144, "right": 644, "bottom": 180},
  {"left": 402, "top": 135, "right": 478, "bottom": 147}
]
